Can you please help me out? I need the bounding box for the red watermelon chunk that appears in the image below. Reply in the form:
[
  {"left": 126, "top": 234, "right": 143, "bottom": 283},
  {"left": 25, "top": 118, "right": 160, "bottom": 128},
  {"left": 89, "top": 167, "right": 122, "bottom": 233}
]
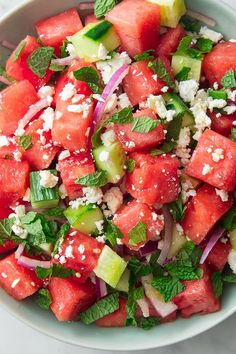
[
  {"left": 48, "top": 277, "right": 96, "bottom": 322},
  {"left": 54, "top": 229, "right": 104, "bottom": 282},
  {"left": 0, "top": 241, "right": 16, "bottom": 256},
  {"left": 0, "top": 253, "right": 42, "bottom": 300},
  {"left": 84, "top": 14, "right": 99, "bottom": 26},
  {"left": 58, "top": 151, "right": 95, "bottom": 200},
  {"left": 114, "top": 109, "right": 165, "bottom": 152},
  {"left": 113, "top": 200, "right": 164, "bottom": 250},
  {"left": 156, "top": 24, "right": 185, "bottom": 59},
  {"left": 35, "top": 8, "right": 83, "bottom": 50},
  {"left": 106, "top": 0, "right": 160, "bottom": 57},
  {"left": 6, "top": 36, "right": 52, "bottom": 89},
  {"left": 0, "top": 159, "right": 30, "bottom": 205},
  {"left": 209, "top": 111, "right": 236, "bottom": 137},
  {"left": 0, "top": 80, "right": 38, "bottom": 136},
  {"left": 206, "top": 241, "right": 231, "bottom": 272},
  {"left": 203, "top": 42, "right": 236, "bottom": 86},
  {"left": 126, "top": 153, "right": 179, "bottom": 205},
  {"left": 173, "top": 265, "right": 220, "bottom": 318},
  {"left": 185, "top": 129, "right": 236, "bottom": 191},
  {"left": 181, "top": 184, "right": 233, "bottom": 245}
]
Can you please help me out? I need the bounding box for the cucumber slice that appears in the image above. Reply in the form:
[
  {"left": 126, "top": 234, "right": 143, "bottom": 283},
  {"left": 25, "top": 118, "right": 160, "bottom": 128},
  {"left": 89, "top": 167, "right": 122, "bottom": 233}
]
[
  {"left": 93, "top": 141, "right": 126, "bottom": 184},
  {"left": 148, "top": 0, "right": 186, "bottom": 28},
  {"left": 229, "top": 229, "right": 236, "bottom": 250},
  {"left": 172, "top": 55, "right": 202, "bottom": 82},
  {"left": 64, "top": 204, "right": 103, "bottom": 234},
  {"left": 30, "top": 170, "right": 59, "bottom": 209},
  {"left": 115, "top": 269, "right": 130, "bottom": 292},
  {"left": 39, "top": 242, "right": 53, "bottom": 256},
  {"left": 71, "top": 20, "right": 120, "bottom": 62},
  {"left": 168, "top": 223, "right": 187, "bottom": 257},
  {"left": 163, "top": 92, "right": 194, "bottom": 127},
  {"left": 94, "top": 245, "right": 127, "bottom": 288}
]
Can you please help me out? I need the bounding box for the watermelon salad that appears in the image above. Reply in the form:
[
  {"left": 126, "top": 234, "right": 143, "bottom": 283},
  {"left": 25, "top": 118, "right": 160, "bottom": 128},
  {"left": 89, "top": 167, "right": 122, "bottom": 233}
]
[{"left": 1, "top": 0, "right": 236, "bottom": 331}]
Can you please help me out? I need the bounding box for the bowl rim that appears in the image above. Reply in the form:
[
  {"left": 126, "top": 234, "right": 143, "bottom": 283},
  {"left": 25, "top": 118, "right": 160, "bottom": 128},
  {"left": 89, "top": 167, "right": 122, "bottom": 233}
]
[{"left": 0, "top": 0, "right": 236, "bottom": 351}]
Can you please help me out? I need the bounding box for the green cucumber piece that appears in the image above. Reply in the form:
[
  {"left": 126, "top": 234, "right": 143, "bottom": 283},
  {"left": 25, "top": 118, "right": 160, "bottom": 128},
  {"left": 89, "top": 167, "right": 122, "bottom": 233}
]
[
  {"left": 208, "top": 89, "right": 227, "bottom": 100},
  {"left": 94, "top": 245, "right": 127, "bottom": 288},
  {"left": 163, "top": 92, "right": 194, "bottom": 127},
  {"left": 64, "top": 204, "right": 103, "bottom": 234},
  {"left": 39, "top": 242, "right": 53, "bottom": 256},
  {"left": 229, "top": 229, "right": 236, "bottom": 250},
  {"left": 30, "top": 170, "right": 59, "bottom": 209},
  {"left": 148, "top": 0, "right": 186, "bottom": 28},
  {"left": 71, "top": 20, "right": 120, "bottom": 62},
  {"left": 172, "top": 55, "right": 202, "bottom": 82},
  {"left": 93, "top": 141, "right": 126, "bottom": 184},
  {"left": 115, "top": 269, "right": 130, "bottom": 292}
]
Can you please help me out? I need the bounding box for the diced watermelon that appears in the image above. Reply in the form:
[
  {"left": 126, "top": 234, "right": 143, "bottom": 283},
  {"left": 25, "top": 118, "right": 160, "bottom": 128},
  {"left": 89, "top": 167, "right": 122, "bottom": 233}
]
[
  {"left": 209, "top": 111, "right": 236, "bottom": 137},
  {"left": 113, "top": 200, "right": 164, "bottom": 250},
  {"left": 48, "top": 277, "right": 96, "bottom": 321},
  {"left": 0, "top": 141, "right": 21, "bottom": 160},
  {"left": 54, "top": 229, "right": 104, "bottom": 282},
  {"left": 203, "top": 42, "right": 236, "bottom": 86},
  {"left": 206, "top": 241, "right": 231, "bottom": 272},
  {"left": 123, "top": 58, "right": 172, "bottom": 106},
  {"left": 0, "top": 241, "right": 16, "bottom": 256},
  {"left": 22, "top": 118, "right": 60, "bottom": 170},
  {"left": 0, "top": 207, "right": 12, "bottom": 219},
  {"left": 173, "top": 265, "right": 220, "bottom": 318},
  {"left": 6, "top": 36, "right": 52, "bottom": 89},
  {"left": 96, "top": 297, "right": 127, "bottom": 327},
  {"left": 0, "top": 159, "right": 30, "bottom": 205},
  {"left": 106, "top": 0, "right": 161, "bottom": 57},
  {"left": 84, "top": 14, "right": 99, "bottom": 26},
  {"left": 58, "top": 151, "right": 95, "bottom": 199},
  {"left": 156, "top": 24, "right": 185, "bottom": 59},
  {"left": 114, "top": 109, "right": 165, "bottom": 152},
  {"left": 126, "top": 153, "right": 179, "bottom": 205},
  {"left": 0, "top": 253, "right": 42, "bottom": 300},
  {"left": 181, "top": 184, "right": 233, "bottom": 245},
  {"left": 0, "top": 80, "right": 38, "bottom": 136},
  {"left": 185, "top": 129, "right": 236, "bottom": 191},
  {"left": 35, "top": 8, "right": 83, "bottom": 50}
]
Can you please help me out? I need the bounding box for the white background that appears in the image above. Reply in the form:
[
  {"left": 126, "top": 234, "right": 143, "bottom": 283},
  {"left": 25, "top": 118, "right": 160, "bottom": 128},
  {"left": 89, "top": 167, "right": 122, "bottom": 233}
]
[{"left": 0, "top": 0, "right": 236, "bottom": 353}]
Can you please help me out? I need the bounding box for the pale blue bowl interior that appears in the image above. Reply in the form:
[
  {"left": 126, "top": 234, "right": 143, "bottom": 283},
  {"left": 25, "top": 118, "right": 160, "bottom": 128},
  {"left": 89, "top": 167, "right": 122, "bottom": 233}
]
[{"left": 0, "top": 0, "right": 236, "bottom": 351}]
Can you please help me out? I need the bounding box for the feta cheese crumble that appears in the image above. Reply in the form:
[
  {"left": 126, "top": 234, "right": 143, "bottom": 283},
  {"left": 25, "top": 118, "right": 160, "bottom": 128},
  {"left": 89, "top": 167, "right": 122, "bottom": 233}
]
[
  {"left": 96, "top": 52, "right": 132, "bottom": 84},
  {"left": 215, "top": 189, "right": 229, "bottom": 202},
  {"left": 202, "top": 163, "right": 212, "bottom": 176},
  {"left": 178, "top": 80, "right": 199, "bottom": 103},
  {"left": 59, "top": 83, "right": 76, "bottom": 101},
  {"left": 0, "top": 135, "right": 9, "bottom": 147},
  {"left": 199, "top": 26, "right": 223, "bottom": 43},
  {"left": 101, "top": 130, "right": 116, "bottom": 147},
  {"left": 39, "top": 170, "right": 59, "bottom": 188},
  {"left": 212, "top": 148, "right": 224, "bottom": 162}
]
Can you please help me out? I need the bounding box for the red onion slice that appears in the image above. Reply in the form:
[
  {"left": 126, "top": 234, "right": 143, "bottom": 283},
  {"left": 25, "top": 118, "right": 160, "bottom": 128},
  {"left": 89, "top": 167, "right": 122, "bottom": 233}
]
[
  {"left": 0, "top": 76, "right": 12, "bottom": 86},
  {"left": 92, "top": 64, "right": 130, "bottom": 133},
  {"left": 157, "top": 206, "right": 173, "bottom": 266},
  {"left": 78, "top": 2, "right": 94, "bottom": 11},
  {"left": 15, "top": 244, "right": 25, "bottom": 260},
  {"left": 0, "top": 40, "right": 16, "bottom": 50},
  {"left": 187, "top": 9, "right": 217, "bottom": 27},
  {"left": 200, "top": 228, "right": 225, "bottom": 264},
  {"left": 95, "top": 276, "right": 108, "bottom": 299},
  {"left": 139, "top": 240, "right": 159, "bottom": 257},
  {"left": 51, "top": 55, "right": 75, "bottom": 66},
  {"left": 136, "top": 298, "right": 150, "bottom": 318},
  {"left": 17, "top": 256, "right": 52, "bottom": 270}
]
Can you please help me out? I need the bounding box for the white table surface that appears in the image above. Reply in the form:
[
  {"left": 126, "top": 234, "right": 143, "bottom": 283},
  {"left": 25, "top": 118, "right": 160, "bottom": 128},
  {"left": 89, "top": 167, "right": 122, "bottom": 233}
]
[{"left": 0, "top": 0, "right": 236, "bottom": 353}]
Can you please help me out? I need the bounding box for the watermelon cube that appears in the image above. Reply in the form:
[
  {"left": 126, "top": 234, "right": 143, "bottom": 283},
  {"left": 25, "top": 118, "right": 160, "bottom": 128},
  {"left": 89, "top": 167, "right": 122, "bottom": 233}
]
[
  {"left": 114, "top": 109, "right": 165, "bottom": 153},
  {"left": 206, "top": 241, "right": 231, "bottom": 272},
  {"left": 186, "top": 129, "right": 236, "bottom": 191},
  {"left": 106, "top": 0, "right": 161, "bottom": 57},
  {"left": 0, "top": 254, "right": 42, "bottom": 300},
  {"left": 48, "top": 277, "right": 96, "bottom": 321},
  {"left": 96, "top": 297, "right": 127, "bottom": 327},
  {"left": 0, "top": 80, "right": 38, "bottom": 136},
  {"left": 156, "top": 24, "right": 185, "bottom": 59},
  {"left": 210, "top": 111, "right": 236, "bottom": 137},
  {"left": 0, "top": 241, "right": 16, "bottom": 256},
  {"left": 182, "top": 184, "right": 233, "bottom": 245}
]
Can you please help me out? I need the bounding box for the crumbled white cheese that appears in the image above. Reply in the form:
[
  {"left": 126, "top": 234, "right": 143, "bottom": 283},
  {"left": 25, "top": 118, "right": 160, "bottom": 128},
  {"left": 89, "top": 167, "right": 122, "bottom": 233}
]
[
  {"left": 147, "top": 95, "right": 167, "bottom": 119},
  {"left": 96, "top": 235, "right": 106, "bottom": 243},
  {"left": 176, "top": 223, "right": 184, "bottom": 235},
  {"left": 125, "top": 141, "right": 135, "bottom": 149},
  {"left": 175, "top": 127, "right": 191, "bottom": 166},
  {"left": 101, "top": 130, "right": 116, "bottom": 147},
  {"left": 224, "top": 106, "right": 236, "bottom": 115},
  {"left": 66, "top": 43, "right": 76, "bottom": 57},
  {"left": 67, "top": 101, "right": 91, "bottom": 118},
  {"left": 95, "top": 220, "right": 104, "bottom": 234},
  {"left": 212, "top": 148, "right": 224, "bottom": 162},
  {"left": 213, "top": 82, "right": 219, "bottom": 90},
  {"left": 97, "top": 43, "right": 109, "bottom": 60},
  {"left": 82, "top": 187, "right": 103, "bottom": 205},
  {"left": 65, "top": 245, "right": 74, "bottom": 259},
  {"left": 12, "top": 224, "right": 28, "bottom": 239},
  {"left": 1, "top": 272, "right": 7, "bottom": 279},
  {"left": 118, "top": 93, "right": 131, "bottom": 108},
  {"left": 72, "top": 94, "right": 85, "bottom": 104},
  {"left": 39, "top": 170, "right": 59, "bottom": 188},
  {"left": 199, "top": 26, "right": 223, "bottom": 43},
  {"left": 99, "top": 150, "right": 110, "bottom": 162},
  {"left": 58, "top": 150, "right": 71, "bottom": 161},
  {"left": 13, "top": 151, "right": 22, "bottom": 162},
  {"left": 59, "top": 184, "right": 68, "bottom": 199},
  {"left": 38, "top": 86, "right": 55, "bottom": 99},
  {"left": 104, "top": 187, "right": 123, "bottom": 214},
  {"left": 178, "top": 80, "right": 199, "bottom": 103},
  {"left": 215, "top": 189, "right": 229, "bottom": 202},
  {"left": 202, "top": 163, "right": 212, "bottom": 176},
  {"left": 0, "top": 135, "right": 9, "bottom": 147},
  {"left": 78, "top": 244, "right": 85, "bottom": 254},
  {"left": 190, "top": 90, "right": 211, "bottom": 141},
  {"left": 96, "top": 52, "right": 132, "bottom": 84},
  {"left": 181, "top": 180, "right": 197, "bottom": 203},
  {"left": 11, "top": 278, "right": 20, "bottom": 289},
  {"left": 166, "top": 109, "right": 176, "bottom": 122},
  {"left": 41, "top": 107, "right": 55, "bottom": 131},
  {"left": 207, "top": 97, "right": 227, "bottom": 112},
  {"left": 228, "top": 249, "right": 236, "bottom": 274},
  {"left": 59, "top": 83, "right": 76, "bottom": 101},
  {"left": 161, "top": 86, "right": 169, "bottom": 93}
]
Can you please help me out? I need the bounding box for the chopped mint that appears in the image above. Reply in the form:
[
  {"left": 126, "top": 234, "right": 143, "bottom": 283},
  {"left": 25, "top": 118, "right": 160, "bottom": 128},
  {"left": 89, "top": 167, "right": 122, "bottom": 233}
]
[
  {"left": 109, "top": 106, "right": 133, "bottom": 124},
  {"left": 150, "top": 141, "right": 176, "bottom": 156},
  {"left": 166, "top": 262, "right": 200, "bottom": 280},
  {"left": 52, "top": 224, "right": 70, "bottom": 256},
  {"left": 128, "top": 221, "right": 147, "bottom": 246},
  {"left": 222, "top": 207, "right": 236, "bottom": 231},
  {"left": 176, "top": 36, "right": 193, "bottom": 54},
  {"left": 13, "top": 41, "right": 26, "bottom": 61},
  {"left": 126, "top": 159, "right": 136, "bottom": 173},
  {"left": 126, "top": 287, "right": 144, "bottom": 326},
  {"left": 94, "top": 0, "right": 117, "bottom": 18},
  {"left": 148, "top": 59, "right": 176, "bottom": 89},
  {"left": 212, "top": 272, "right": 223, "bottom": 298},
  {"left": 134, "top": 50, "right": 155, "bottom": 62},
  {"left": 231, "top": 128, "right": 236, "bottom": 142},
  {"left": 127, "top": 257, "right": 152, "bottom": 280},
  {"left": 223, "top": 274, "right": 236, "bottom": 283},
  {"left": 60, "top": 40, "right": 69, "bottom": 58},
  {"left": 196, "top": 38, "right": 214, "bottom": 53},
  {"left": 166, "top": 116, "right": 183, "bottom": 142},
  {"left": 180, "top": 16, "right": 200, "bottom": 33},
  {"left": 27, "top": 46, "right": 54, "bottom": 78},
  {"left": 151, "top": 275, "right": 184, "bottom": 302},
  {"left": 0, "top": 218, "right": 15, "bottom": 245},
  {"left": 131, "top": 116, "right": 158, "bottom": 133},
  {"left": 73, "top": 67, "right": 102, "bottom": 94},
  {"left": 168, "top": 194, "right": 186, "bottom": 222},
  {"left": 138, "top": 316, "right": 160, "bottom": 330},
  {"left": 105, "top": 220, "right": 123, "bottom": 247},
  {"left": 208, "top": 89, "right": 227, "bottom": 100},
  {"left": 75, "top": 171, "right": 108, "bottom": 187},
  {"left": 43, "top": 208, "right": 65, "bottom": 218},
  {"left": 36, "top": 264, "right": 75, "bottom": 280},
  {"left": 36, "top": 288, "right": 52, "bottom": 310},
  {"left": 18, "top": 134, "right": 33, "bottom": 151},
  {"left": 221, "top": 69, "right": 236, "bottom": 89},
  {"left": 49, "top": 63, "right": 65, "bottom": 72},
  {"left": 175, "top": 67, "right": 191, "bottom": 81}
]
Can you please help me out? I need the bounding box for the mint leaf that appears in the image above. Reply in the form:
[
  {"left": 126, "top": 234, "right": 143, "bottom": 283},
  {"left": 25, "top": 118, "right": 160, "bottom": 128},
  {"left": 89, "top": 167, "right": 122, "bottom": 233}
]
[
  {"left": 175, "top": 67, "right": 191, "bottom": 81},
  {"left": 148, "top": 59, "right": 176, "bottom": 89},
  {"left": 150, "top": 141, "right": 176, "bottom": 156},
  {"left": 166, "top": 116, "right": 183, "bottom": 142},
  {"left": 223, "top": 274, "right": 236, "bottom": 283},
  {"left": 80, "top": 292, "right": 119, "bottom": 324},
  {"left": 49, "top": 63, "right": 65, "bottom": 72},
  {"left": 126, "top": 159, "right": 136, "bottom": 173},
  {"left": 151, "top": 276, "right": 184, "bottom": 302},
  {"left": 131, "top": 116, "right": 158, "bottom": 133},
  {"left": 176, "top": 36, "right": 193, "bottom": 54},
  {"left": 36, "top": 288, "right": 52, "bottom": 310},
  {"left": 212, "top": 272, "right": 223, "bottom": 298},
  {"left": 43, "top": 208, "right": 65, "bottom": 218},
  {"left": 0, "top": 67, "right": 15, "bottom": 84},
  {"left": 0, "top": 218, "right": 15, "bottom": 245},
  {"left": 231, "top": 128, "right": 236, "bottom": 142},
  {"left": 60, "top": 40, "right": 69, "bottom": 58},
  {"left": 196, "top": 38, "right": 214, "bottom": 53},
  {"left": 127, "top": 257, "right": 152, "bottom": 280},
  {"left": 75, "top": 171, "right": 108, "bottom": 187},
  {"left": 138, "top": 316, "right": 160, "bottom": 330},
  {"left": 18, "top": 134, "right": 33, "bottom": 151},
  {"left": 180, "top": 16, "right": 200, "bottom": 32},
  {"left": 73, "top": 67, "right": 101, "bottom": 93},
  {"left": 105, "top": 220, "right": 123, "bottom": 247},
  {"left": 27, "top": 47, "right": 54, "bottom": 78},
  {"left": 222, "top": 207, "right": 236, "bottom": 231},
  {"left": 20, "top": 211, "right": 37, "bottom": 225},
  {"left": 35, "top": 267, "right": 52, "bottom": 279},
  {"left": 166, "top": 263, "right": 200, "bottom": 280},
  {"left": 53, "top": 224, "right": 70, "bottom": 256},
  {"left": 24, "top": 219, "right": 47, "bottom": 246},
  {"left": 168, "top": 194, "right": 186, "bottom": 222},
  {"left": 176, "top": 241, "right": 202, "bottom": 267},
  {"left": 134, "top": 50, "right": 155, "bottom": 62},
  {"left": 126, "top": 287, "right": 144, "bottom": 327},
  {"left": 95, "top": 0, "right": 117, "bottom": 18},
  {"left": 13, "top": 41, "right": 26, "bottom": 61},
  {"left": 208, "top": 89, "right": 227, "bottom": 100},
  {"left": 221, "top": 69, "right": 236, "bottom": 89},
  {"left": 109, "top": 106, "right": 133, "bottom": 124},
  {"left": 128, "top": 221, "right": 147, "bottom": 246},
  {"left": 36, "top": 264, "right": 75, "bottom": 280}
]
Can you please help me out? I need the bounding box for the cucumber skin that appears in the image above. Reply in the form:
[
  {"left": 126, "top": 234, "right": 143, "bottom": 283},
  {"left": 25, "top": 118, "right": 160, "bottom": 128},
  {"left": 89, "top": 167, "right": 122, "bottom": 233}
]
[
  {"left": 163, "top": 92, "right": 194, "bottom": 127},
  {"left": 30, "top": 170, "right": 59, "bottom": 209},
  {"left": 172, "top": 55, "right": 202, "bottom": 82}
]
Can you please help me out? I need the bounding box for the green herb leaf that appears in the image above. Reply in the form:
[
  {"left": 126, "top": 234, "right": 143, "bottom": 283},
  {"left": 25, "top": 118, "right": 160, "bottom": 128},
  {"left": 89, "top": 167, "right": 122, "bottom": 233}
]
[
  {"left": 222, "top": 207, "right": 236, "bottom": 231},
  {"left": 176, "top": 36, "right": 193, "bottom": 54},
  {"left": 223, "top": 274, "right": 236, "bottom": 283},
  {"left": 128, "top": 221, "right": 147, "bottom": 246},
  {"left": 27, "top": 47, "right": 54, "bottom": 78},
  {"left": 134, "top": 50, "right": 155, "bottom": 62},
  {"left": 49, "top": 63, "right": 65, "bottom": 72},
  {"left": 80, "top": 292, "right": 119, "bottom": 324},
  {"left": 175, "top": 67, "right": 191, "bottom": 81},
  {"left": 208, "top": 89, "right": 227, "bottom": 100},
  {"left": 18, "top": 135, "right": 33, "bottom": 151},
  {"left": 131, "top": 116, "right": 158, "bottom": 133},
  {"left": 166, "top": 116, "right": 183, "bottom": 142},
  {"left": 74, "top": 67, "right": 101, "bottom": 94},
  {"left": 212, "top": 272, "right": 223, "bottom": 298},
  {"left": 43, "top": 208, "right": 65, "bottom": 218},
  {"left": 35, "top": 267, "right": 52, "bottom": 279},
  {"left": 196, "top": 38, "right": 214, "bottom": 53},
  {"left": 180, "top": 16, "right": 200, "bottom": 32},
  {"left": 185, "top": 47, "right": 203, "bottom": 60},
  {"left": 166, "top": 263, "right": 200, "bottom": 280},
  {"left": 221, "top": 69, "right": 236, "bottom": 89},
  {"left": 0, "top": 218, "right": 15, "bottom": 245},
  {"left": 138, "top": 316, "right": 160, "bottom": 330},
  {"left": 168, "top": 194, "right": 186, "bottom": 222},
  {"left": 52, "top": 224, "right": 70, "bottom": 256},
  {"left": 127, "top": 257, "right": 152, "bottom": 281},
  {"left": 35, "top": 264, "right": 75, "bottom": 280},
  {"left": 148, "top": 59, "right": 176, "bottom": 89},
  {"left": 75, "top": 171, "right": 108, "bottom": 187},
  {"left": 151, "top": 276, "right": 184, "bottom": 302},
  {"left": 126, "top": 159, "right": 136, "bottom": 173},
  {"left": 24, "top": 219, "right": 47, "bottom": 246},
  {"left": 231, "top": 128, "right": 236, "bottom": 142},
  {"left": 105, "top": 220, "right": 123, "bottom": 247},
  {"left": 60, "top": 40, "right": 69, "bottom": 58},
  {"left": 126, "top": 287, "right": 144, "bottom": 327},
  {"left": 176, "top": 241, "right": 202, "bottom": 268},
  {"left": 36, "top": 289, "right": 52, "bottom": 310},
  {"left": 109, "top": 106, "right": 133, "bottom": 124},
  {"left": 13, "top": 41, "right": 26, "bottom": 62},
  {"left": 150, "top": 141, "right": 176, "bottom": 156},
  {"left": 94, "top": 0, "right": 117, "bottom": 18}
]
